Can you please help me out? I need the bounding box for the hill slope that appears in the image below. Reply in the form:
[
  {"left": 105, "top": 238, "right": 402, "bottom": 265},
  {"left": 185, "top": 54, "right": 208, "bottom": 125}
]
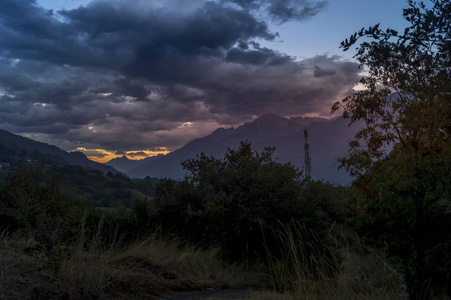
[
  {"left": 0, "top": 129, "right": 161, "bottom": 206},
  {"left": 107, "top": 154, "right": 164, "bottom": 174},
  {"left": 0, "top": 129, "right": 120, "bottom": 174}
]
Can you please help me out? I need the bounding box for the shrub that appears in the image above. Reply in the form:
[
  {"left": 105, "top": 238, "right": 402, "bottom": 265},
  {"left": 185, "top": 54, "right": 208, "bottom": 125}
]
[{"left": 152, "top": 142, "right": 347, "bottom": 262}]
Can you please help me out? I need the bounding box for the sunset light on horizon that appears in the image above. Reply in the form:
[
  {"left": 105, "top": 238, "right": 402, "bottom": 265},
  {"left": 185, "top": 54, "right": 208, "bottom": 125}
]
[{"left": 72, "top": 147, "right": 171, "bottom": 163}]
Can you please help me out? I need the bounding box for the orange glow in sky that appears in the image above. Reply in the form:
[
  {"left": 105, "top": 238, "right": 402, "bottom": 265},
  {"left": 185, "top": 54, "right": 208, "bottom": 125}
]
[{"left": 73, "top": 147, "right": 170, "bottom": 163}]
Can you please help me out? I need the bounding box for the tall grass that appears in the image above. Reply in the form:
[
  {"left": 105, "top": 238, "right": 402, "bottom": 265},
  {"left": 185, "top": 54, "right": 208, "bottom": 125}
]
[
  {"left": 1, "top": 214, "right": 260, "bottom": 299},
  {"left": 264, "top": 222, "right": 404, "bottom": 300},
  {"left": 1, "top": 215, "right": 415, "bottom": 300},
  {"left": 112, "top": 235, "right": 262, "bottom": 290},
  {"left": 58, "top": 212, "right": 119, "bottom": 297},
  {"left": 54, "top": 212, "right": 261, "bottom": 299}
]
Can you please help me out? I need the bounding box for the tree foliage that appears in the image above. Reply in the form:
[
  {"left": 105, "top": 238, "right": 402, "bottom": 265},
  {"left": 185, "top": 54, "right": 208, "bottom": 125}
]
[
  {"left": 152, "top": 142, "right": 347, "bottom": 262},
  {"left": 332, "top": 1, "right": 451, "bottom": 299},
  {"left": 0, "top": 164, "right": 80, "bottom": 245},
  {"left": 0, "top": 164, "right": 146, "bottom": 247}
]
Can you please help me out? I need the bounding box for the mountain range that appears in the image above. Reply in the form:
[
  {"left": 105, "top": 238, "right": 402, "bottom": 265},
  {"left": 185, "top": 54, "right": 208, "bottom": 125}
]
[
  {"left": 107, "top": 114, "right": 362, "bottom": 185},
  {"left": 0, "top": 129, "right": 164, "bottom": 206},
  {"left": 0, "top": 128, "right": 120, "bottom": 175}
]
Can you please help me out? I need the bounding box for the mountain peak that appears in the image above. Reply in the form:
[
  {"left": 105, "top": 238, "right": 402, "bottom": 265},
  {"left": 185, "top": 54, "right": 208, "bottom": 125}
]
[
  {"left": 250, "top": 113, "right": 293, "bottom": 130},
  {"left": 119, "top": 155, "right": 131, "bottom": 161},
  {"left": 290, "top": 116, "right": 329, "bottom": 128},
  {"left": 105, "top": 155, "right": 131, "bottom": 164},
  {"left": 70, "top": 151, "right": 88, "bottom": 159},
  {"left": 254, "top": 113, "right": 285, "bottom": 122}
]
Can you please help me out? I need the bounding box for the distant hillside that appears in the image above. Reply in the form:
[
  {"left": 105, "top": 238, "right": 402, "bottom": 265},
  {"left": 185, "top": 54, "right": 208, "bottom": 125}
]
[
  {"left": 120, "top": 114, "right": 362, "bottom": 185},
  {"left": 0, "top": 129, "right": 160, "bottom": 206},
  {"left": 50, "top": 165, "right": 159, "bottom": 207},
  {"left": 106, "top": 154, "right": 164, "bottom": 174},
  {"left": 0, "top": 129, "right": 120, "bottom": 175}
]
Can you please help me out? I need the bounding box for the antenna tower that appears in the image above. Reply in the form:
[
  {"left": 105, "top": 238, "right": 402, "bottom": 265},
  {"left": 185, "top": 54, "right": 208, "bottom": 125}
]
[{"left": 304, "top": 129, "right": 312, "bottom": 178}]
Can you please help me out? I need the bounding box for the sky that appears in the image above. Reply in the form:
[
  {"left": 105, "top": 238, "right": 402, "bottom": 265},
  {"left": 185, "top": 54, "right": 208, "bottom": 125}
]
[{"left": 0, "top": 0, "right": 409, "bottom": 162}]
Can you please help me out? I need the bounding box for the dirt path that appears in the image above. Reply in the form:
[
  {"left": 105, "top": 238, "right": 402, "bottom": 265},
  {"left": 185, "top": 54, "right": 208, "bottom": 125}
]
[{"left": 162, "top": 289, "right": 252, "bottom": 300}]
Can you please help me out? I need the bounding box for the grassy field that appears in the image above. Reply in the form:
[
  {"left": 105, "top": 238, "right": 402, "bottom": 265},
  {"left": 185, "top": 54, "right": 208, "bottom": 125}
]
[{"left": 0, "top": 224, "right": 413, "bottom": 300}]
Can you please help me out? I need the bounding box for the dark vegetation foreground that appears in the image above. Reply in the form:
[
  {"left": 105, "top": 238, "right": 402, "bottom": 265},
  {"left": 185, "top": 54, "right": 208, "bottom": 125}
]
[
  {"left": 1, "top": 1, "right": 450, "bottom": 299},
  {"left": 0, "top": 139, "right": 448, "bottom": 299},
  {"left": 0, "top": 145, "right": 349, "bottom": 299}
]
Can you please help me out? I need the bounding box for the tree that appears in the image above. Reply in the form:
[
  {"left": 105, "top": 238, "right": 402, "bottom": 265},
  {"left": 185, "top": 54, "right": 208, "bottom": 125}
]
[
  {"left": 0, "top": 164, "right": 75, "bottom": 245},
  {"left": 153, "top": 142, "right": 347, "bottom": 262},
  {"left": 332, "top": 1, "right": 451, "bottom": 298}
]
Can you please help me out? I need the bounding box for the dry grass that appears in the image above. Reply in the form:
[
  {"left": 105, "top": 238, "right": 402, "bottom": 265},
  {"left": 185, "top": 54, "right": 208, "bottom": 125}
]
[
  {"left": 340, "top": 246, "right": 406, "bottom": 298},
  {"left": 0, "top": 231, "right": 67, "bottom": 299},
  {"left": 0, "top": 223, "right": 261, "bottom": 300},
  {"left": 113, "top": 236, "right": 261, "bottom": 287},
  {"left": 56, "top": 213, "right": 118, "bottom": 297},
  {"left": 1, "top": 221, "right": 440, "bottom": 300},
  {"left": 263, "top": 223, "right": 406, "bottom": 300},
  {"left": 105, "top": 235, "right": 262, "bottom": 299}
]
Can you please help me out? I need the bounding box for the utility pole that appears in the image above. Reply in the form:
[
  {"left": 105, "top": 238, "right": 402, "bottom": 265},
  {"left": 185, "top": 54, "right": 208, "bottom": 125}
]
[{"left": 304, "top": 129, "right": 311, "bottom": 178}]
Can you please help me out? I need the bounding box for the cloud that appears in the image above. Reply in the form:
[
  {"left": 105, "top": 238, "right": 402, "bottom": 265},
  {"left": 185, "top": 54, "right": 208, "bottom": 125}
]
[
  {"left": 266, "top": 0, "right": 328, "bottom": 24},
  {"left": 148, "top": 147, "right": 167, "bottom": 152},
  {"left": 0, "top": 0, "right": 360, "bottom": 153},
  {"left": 127, "top": 151, "right": 148, "bottom": 158},
  {"left": 313, "top": 65, "right": 337, "bottom": 77},
  {"left": 75, "top": 148, "right": 109, "bottom": 158},
  {"left": 222, "top": 0, "right": 328, "bottom": 24},
  {"left": 225, "top": 42, "right": 292, "bottom": 65}
]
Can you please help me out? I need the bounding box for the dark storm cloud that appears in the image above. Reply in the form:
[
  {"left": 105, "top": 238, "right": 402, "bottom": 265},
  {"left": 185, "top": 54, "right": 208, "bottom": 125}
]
[
  {"left": 313, "top": 65, "right": 336, "bottom": 77},
  {"left": 0, "top": 0, "right": 361, "bottom": 152},
  {"left": 226, "top": 43, "right": 292, "bottom": 65},
  {"left": 222, "top": 0, "right": 328, "bottom": 24},
  {"left": 127, "top": 151, "right": 148, "bottom": 158},
  {"left": 267, "top": 0, "right": 328, "bottom": 24},
  {"left": 91, "top": 78, "right": 152, "bottom": 102}
]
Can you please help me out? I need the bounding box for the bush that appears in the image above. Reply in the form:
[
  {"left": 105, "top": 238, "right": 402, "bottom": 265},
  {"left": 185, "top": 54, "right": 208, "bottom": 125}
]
[
  {"left": 0, "top": 164, "right": 123, "bottom": 247},
  {"left": 152, "top": 142, "right": 347, "bottom": 262}
]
